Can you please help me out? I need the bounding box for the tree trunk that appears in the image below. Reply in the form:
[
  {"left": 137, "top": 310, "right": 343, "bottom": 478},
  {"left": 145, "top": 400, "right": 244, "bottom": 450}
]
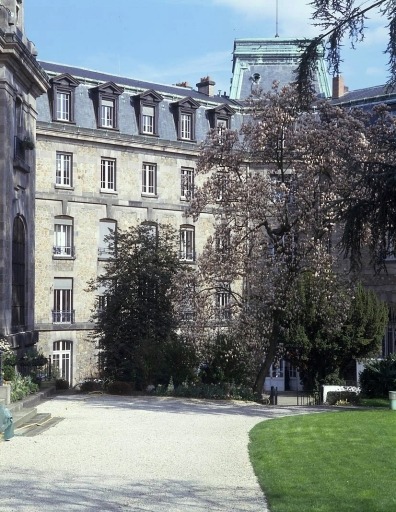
[{"left": 253, "top": 323, "right": 280, "bottom": 394}]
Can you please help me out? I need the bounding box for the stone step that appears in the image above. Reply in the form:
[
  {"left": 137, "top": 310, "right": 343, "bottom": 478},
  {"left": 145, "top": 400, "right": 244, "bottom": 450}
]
[
  {"left": 11, "top": 407, "right": 38, "bottom": 429},
  {"left": 15, "top": 413, "right": 59, "bottom": 437}
]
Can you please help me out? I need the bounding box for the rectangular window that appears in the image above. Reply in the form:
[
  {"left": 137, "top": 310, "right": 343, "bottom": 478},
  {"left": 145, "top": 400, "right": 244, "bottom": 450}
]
[
  {"left": 53, "top": 278, "right": 73, "bottom": 324},
  {"left": 217, "top": 118, "right": 229, "bottom": 133},
  {"left": 98, "top": 220, "right": 116, "bottom": 259},
  {"left": 180, "top": 227, "right": 195, "bottom": 261},
  {"left": 181, "top": 167, "right": 194, "bottom": 199},
  {"left": 180, "top": 113, "right": 192, "bottom": 140},
  {"left": 142, "top": 105, "right": 155, "bottom": 134},
  {"left": 101, "top": 158, "right": 116, "bottom": 192},
  {"left": 56, "top": 153, "right": 72, "bottom": 187},
  {"left": 54, "top": 219, "right": 73, "bottom": 257},
  {"left": 101, "top": 99, "right": 115, "bottom": 128},
  {"left": 142, "top": 163, "right": 157, "bottom": 195},
  {"left": 216, "top": 285, "right": 231, "bottom": 320},
  {"left": 56, "top": 91, "right": 71, "bottom": 121}
]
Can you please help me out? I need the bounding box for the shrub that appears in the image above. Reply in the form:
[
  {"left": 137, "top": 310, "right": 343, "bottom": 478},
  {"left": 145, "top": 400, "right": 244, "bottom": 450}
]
[
  {"left": 10, "top": 374, "right": 39, "bottom": 402},
  {"left": 359, "top": 355, "right": 396, "bottom": 398},
  {"left": 326, "top": 391, "right": 360, "bottom": 405},
  {"left": 2, "top": 350, "right": 17, "bottom": 382},
  {"left": 55, "top": 378, "right": 70, "bottom": 390},
  {"left": 154, "top": 382, "right": 259, "bottom": 401},
  {"left": 107, "top": 381, "right": 133, "bottom": 395},
  {"left": 199, "top": 333, "right": 254, "bottom": 386},
  {"left": 79, "top": 379, "right": 103, "bottom": 393}
]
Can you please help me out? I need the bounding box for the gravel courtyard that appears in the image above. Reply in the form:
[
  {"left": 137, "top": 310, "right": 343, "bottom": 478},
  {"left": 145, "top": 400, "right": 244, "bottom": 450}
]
[{"left": 1, "top": 395, "right": 323, "bottom": 511}]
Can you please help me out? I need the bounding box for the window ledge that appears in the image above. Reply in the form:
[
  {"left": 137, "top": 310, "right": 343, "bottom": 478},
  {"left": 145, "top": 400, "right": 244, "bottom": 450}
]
[
  {"left": 98, "top": 126, "right": 119, "bottom": 132},
  {"left": 13, "top": 158, "right": 30, "bottom": 173},
  {"left": 55, "top": 185, "right": 74, "bottom": 191},
  {"left": 100, "top": 190, "right": 118, "bottom": 195},
  {"left": 52, "top": 256, "right": 76, "bottom": 261},
  {"left": 141, "top": 193, "right": 158, "bottom": 199},
  {"left": 140, "top": 132, "right": 159, "bottom": 137},
  {"left": 52, "top": 120, "right": 76, "bottom": 125}
]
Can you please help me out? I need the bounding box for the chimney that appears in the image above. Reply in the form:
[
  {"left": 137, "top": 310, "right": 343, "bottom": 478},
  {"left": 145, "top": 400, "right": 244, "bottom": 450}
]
[
  {"left": 332, "top": 75, "right": 348, "bottom": 99},
  {"left": 196, "top": 76, "right": 215, "bottom": 96}
]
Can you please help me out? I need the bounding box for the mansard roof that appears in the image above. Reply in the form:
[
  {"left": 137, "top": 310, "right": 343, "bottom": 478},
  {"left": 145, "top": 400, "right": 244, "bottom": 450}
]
[
  {"left": 332, "top": 84, "right": 396, "bottom": 108},
  {"left": 39, "top": 61, "right": 242, "bottom": 107}
]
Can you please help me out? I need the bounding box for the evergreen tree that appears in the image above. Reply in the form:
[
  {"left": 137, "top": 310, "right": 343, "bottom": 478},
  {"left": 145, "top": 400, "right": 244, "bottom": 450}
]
[
  {"left": 89, "top": 223, "right": 182, "bottom": 389},
  {"left": 283, "top": 275, "right": 388, "bottom": 391}
]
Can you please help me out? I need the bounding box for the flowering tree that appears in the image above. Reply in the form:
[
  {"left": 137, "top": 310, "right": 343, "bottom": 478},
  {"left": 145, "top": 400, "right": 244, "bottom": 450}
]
[{"left": 187, "top": 84, "right": 390, "bottom": 393}]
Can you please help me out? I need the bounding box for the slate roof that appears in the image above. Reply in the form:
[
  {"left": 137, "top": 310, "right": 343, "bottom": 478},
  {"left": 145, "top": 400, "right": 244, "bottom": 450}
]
[
  {"left": 332, "top": 84, "right": 396, "bottom": 107},
  {"left": 38, "top": 61, "right": 242, "bottom": 107}
]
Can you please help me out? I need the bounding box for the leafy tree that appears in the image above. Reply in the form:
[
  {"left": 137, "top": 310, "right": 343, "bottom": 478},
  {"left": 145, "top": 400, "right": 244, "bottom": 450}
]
[
  {"left": 188, "top": 84, "right": 346, "bottom": 393},
  {"left": 297, "top": 0, "right": 396, "bottom": 100},
  {"left": 359, "top": 354, "right": 396, "bottom": 397},
  {"left": 188, "top": 83, "right": 391, "bottom": 393},
  {"left": 283, "top": 274, "right": 388, "bottom": 391},
  {"left": 89, "top": 223, "right": 186, "bottom": 389}
]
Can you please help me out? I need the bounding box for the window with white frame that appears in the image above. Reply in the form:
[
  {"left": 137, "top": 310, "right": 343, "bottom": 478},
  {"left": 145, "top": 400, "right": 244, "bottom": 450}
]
[
  {"left": 101, "top": 158, "right": 116, "bottom": 192},
  {"left": 216, "top": 117, "right": 229, "bottom": 134},
  {"left": 180, "top": 226, "right": 195, "bottom": 261},
  {"left": 50, "top": 74, "right": 79, "bottom": 123},
  {"left": 56, "top": 91, "right": 71, "bottom": 121},
  {"left": 56, "top": 152, "right": 72, "bottom": 187},
  {"left": 181, "top": 113, "right": 192, "bottom": 140},
  {"left": 216, "top": 284, "right": 231, "bottom": 320},
  {"left": 93, "top": 82, "right": 122, "bottom": 130},
  {"left": 53, "top": 217, "right": 74, "bottom": 257},
  {"left": 142, "top": 163, "right": 157, "bottom": 195},
  {"left": 52, "top": 340, "right": 72, "bottom": 384},
  {"left": 101, "top": 99, "right": 115, "bottom": 128},
  {"left": 215, "top": 228, "right": 230, "bottom": 260},
  {"left": 98, "top": 220, "right": 116, "bottom": 259},
  {"left": 173, "top": 98, "right": 199, "bottom": 141},
  {"left": 142, "top": 105, "right": 155, "bottom": 134},
  {"left": 216, "top": 172, "right": 228, "bottom": 201},
  {"left": 181, "top": 167, "right": 194, "bottom": 199},
  {"left": 53, "top": 278, "right": 74, "bottom": 324}
]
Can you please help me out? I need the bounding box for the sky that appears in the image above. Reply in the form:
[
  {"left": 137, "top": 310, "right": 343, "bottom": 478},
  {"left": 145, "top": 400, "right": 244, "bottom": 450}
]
[{"left": 25, "top": 0, "right": 390, "bottom": 96}]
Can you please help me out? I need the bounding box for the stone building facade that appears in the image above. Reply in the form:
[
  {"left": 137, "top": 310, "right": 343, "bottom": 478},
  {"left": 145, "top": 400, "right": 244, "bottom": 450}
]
[
  {"left": 34, "top": 62, "right": 245, "bottom": 384},
  {"left": 0, "top": 0, "right": 48, "bottom": 349},
  {"left": 30, "top": 35, "right": 395, "bottom": 388}
]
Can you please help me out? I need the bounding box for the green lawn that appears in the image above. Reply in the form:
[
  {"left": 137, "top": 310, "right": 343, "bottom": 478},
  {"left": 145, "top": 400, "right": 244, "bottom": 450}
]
[{"left": 249, "top": 410, "right": 396, "bottom": 512}]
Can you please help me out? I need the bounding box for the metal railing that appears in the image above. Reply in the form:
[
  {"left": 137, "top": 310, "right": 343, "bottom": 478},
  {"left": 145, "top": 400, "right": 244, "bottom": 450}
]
[
  {"left": 52, "top": 310, "right": 75, "bottom": 324},
  {"left": 18, "top": 358, "right": 52, "bottom": 382},
  {"left": 53, "top": 245, "right": 75, "bottom": 257}
]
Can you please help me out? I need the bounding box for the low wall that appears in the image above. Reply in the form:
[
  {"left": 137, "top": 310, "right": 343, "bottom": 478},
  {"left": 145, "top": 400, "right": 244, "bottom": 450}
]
[
  {"left": 0, "top": 384, "right": 11, "bottom": 405},
  {"left": 323, "top": 385, "right": 360, "bottom": 403}
]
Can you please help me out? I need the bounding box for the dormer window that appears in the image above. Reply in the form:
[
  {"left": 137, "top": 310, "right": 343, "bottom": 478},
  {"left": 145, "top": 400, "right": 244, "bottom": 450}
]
[
  {"left": 208, "top": 104, "right": 235, "bottom": 132},
  {"left": 173, "top": 97, "right": 200, "bottom": 142},
  {"left": 134, "top": 90, "right": 163, "bottom": 136},
  {"left": 50, "top": 74, "right": 80, "bottom": 123},
  {"left": 93, "top": 82, "right": 123, "bottom": 130},
  {"left": 101, "top": 99, "right": 115, "bottom": 128}
]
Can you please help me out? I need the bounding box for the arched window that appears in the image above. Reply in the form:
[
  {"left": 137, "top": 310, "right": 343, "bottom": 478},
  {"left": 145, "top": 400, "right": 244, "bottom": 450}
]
[
  {"left": 52, "top": 340, "right": 73, "bottom": 384},
  {"left": 12, "top": 216, "right": 26, "bottom": 330}
]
